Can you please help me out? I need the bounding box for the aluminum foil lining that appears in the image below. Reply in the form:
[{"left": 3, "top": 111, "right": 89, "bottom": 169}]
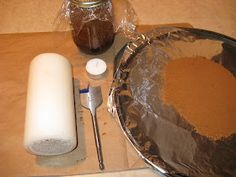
[{"left": 108, "top": 27, "right": 236, "bottom": 177}]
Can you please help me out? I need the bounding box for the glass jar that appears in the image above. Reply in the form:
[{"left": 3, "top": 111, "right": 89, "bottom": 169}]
[{"left": 69, "top": 0, "right": 115, "bottom": 54}]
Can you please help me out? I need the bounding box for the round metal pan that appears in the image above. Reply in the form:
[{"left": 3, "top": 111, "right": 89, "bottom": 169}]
[{"left": 108, "top": 27, "right": 236, "bottom": 177}]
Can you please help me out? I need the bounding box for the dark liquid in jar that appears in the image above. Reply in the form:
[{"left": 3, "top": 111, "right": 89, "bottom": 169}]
[{"left": 72, "top": 19, "right": 114, "bottom": 54}]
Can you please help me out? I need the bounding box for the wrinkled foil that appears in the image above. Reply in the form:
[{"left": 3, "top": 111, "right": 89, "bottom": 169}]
[{"left": 108, "top": 27, "right": 236, "bottom": 177}]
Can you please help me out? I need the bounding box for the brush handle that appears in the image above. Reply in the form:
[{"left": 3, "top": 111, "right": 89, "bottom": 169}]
[{"left": 90, "top": 109, "right": 105, "bottom": 170}]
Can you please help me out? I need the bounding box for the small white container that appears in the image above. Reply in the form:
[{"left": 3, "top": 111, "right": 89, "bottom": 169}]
[{"left": 86, "top": 58, "right": 107, "bottom": 79}]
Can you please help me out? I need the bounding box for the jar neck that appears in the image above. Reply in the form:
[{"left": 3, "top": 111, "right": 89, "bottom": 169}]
[{"left": 71, "top": 0, "right": 108, "bottom": 8}]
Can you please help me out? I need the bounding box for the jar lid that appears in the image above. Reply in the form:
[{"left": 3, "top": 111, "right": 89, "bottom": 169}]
[{"left": 71, "top": 0, "right": 106, "bottom": 8}]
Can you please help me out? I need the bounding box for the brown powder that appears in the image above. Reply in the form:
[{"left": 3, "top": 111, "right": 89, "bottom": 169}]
[{"left": 161, "top": 57, "right": 236, "bottom": 140}]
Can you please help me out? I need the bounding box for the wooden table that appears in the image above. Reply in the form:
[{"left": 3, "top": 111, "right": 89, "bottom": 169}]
[{"left": 1, "top": 1, "right": 236, "bottom": 177}]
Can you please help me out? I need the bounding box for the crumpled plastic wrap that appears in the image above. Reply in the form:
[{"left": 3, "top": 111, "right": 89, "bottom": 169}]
[
  {"left": 108, "top": 27, "right": 236, "bottom": 177},
  {"left": 54, "top": 0, "right": 137, "bottom": 38}
]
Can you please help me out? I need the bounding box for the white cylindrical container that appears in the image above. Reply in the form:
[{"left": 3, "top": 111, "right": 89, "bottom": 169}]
[
  {"left": 24, "top": 53, "right": 77, "bottom": 156},
  {"left": 86, "top": 58, "right": 107, "bottom": 79}
]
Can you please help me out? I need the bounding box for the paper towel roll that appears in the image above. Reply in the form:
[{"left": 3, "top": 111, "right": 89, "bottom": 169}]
[{"left": 24, "top": 53, "right": 77, "bottom": 156}]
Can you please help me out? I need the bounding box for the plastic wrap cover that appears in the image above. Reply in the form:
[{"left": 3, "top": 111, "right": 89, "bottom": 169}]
[
  {"left": 108, "top": 27, "right": 236, "bottom": 177},
  {"left": 55, "top": 0, "right": 137, "bottom": 38}
]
